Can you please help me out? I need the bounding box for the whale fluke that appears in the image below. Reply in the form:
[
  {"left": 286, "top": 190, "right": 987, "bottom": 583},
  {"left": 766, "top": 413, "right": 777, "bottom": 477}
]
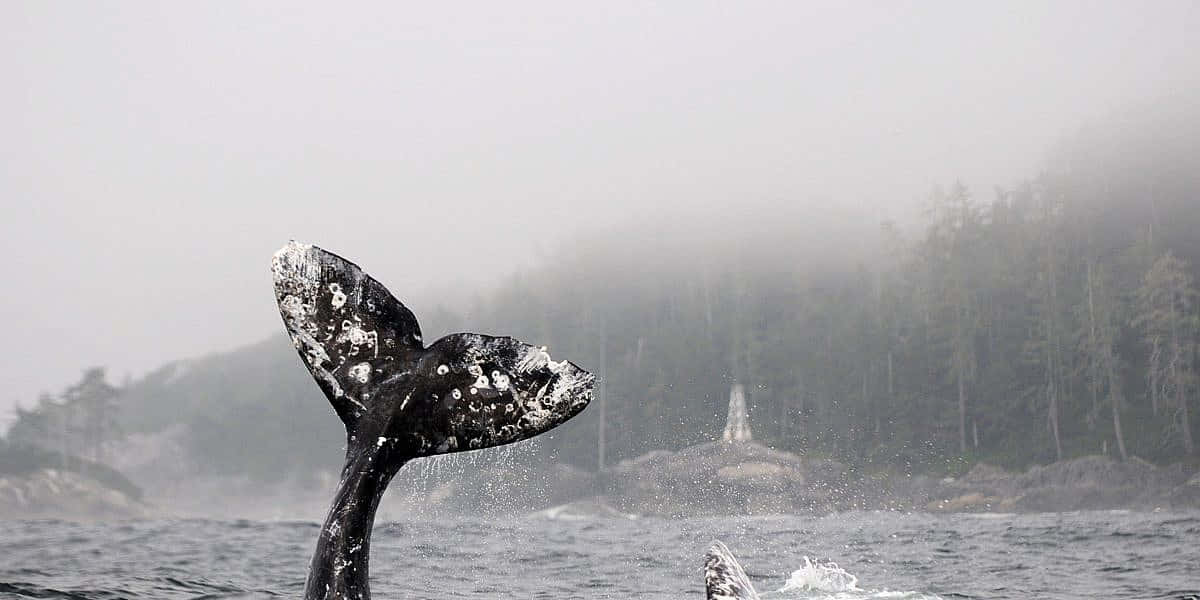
[
  {"left": 705, "top": 541, "right": 760, "bottom": 600},
  {"left": 272, "top": 241, "right": 593, "bottom": 455},
  {"left": 272, "top": 241, "right": 593, "bottom": 600}
]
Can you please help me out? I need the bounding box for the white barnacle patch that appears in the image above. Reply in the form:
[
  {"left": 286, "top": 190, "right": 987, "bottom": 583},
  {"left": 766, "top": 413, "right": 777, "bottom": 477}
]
[
  {"left": 537, "top": 362, "right": 593, "bottom": 410},
  {"left": 451, "top": 388, "right": 462, "bottom": 400},
  {"left": 499, "top": 424, "right": 520, "bottom": 440},
  {"left": 348, "top": 362, "right": 371, "bottom": 384},
  {"left": 338, "top": 319, "right": 379, "bottom": 357},
  {"left": 437, "top": 364, "right": 449, "bottom": 375},
  {"left": 473, "top": 375, "right": 490, "bottom": 388},
  {"left": 467, "top": 364, "right": 483, "bottom": 377},
  {"left": 493, "top": 373, "right": 511, "bottom": 391},
  {"left": 344, "top": 323, "right": 364, "bottom": 343},
  {"left": 271, "top": 241, "right": 320, "bottom": 294},
  {"left": 329, "top": 283, "right": 347, "bottom": 309},
  {"left": 280, "top": 294, "right": 308, "bottom": 319},
  {"left": 522, "top": 408, "right": 552, "bottom": 429},
  {"left": 470, "top": 387, "right": 478, "bottom": 395},
  {"left": 516, "top": 346, "right": 552, "bottom": 373},
  {"left": 376, "top": 436, "right": 389, "bottom": 448}
]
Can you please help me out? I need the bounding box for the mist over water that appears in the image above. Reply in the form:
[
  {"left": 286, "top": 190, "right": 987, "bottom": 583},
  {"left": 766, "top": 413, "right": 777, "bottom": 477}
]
[
  {"left": 3, "top": 1, "right": 1200, "bottom": 418},
  {"left": 4, "top": 5, "right": 1200, "bottom": 600}
]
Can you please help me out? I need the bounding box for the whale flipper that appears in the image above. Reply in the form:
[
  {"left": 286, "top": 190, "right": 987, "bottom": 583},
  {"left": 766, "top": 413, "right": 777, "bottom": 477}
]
[{"left": 706, "top": 542, "right": 760, "bottom": 600}]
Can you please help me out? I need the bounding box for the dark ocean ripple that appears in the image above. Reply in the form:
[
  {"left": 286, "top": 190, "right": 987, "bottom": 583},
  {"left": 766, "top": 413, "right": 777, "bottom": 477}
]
[{"left": 1, "top": 511, "right": 1197, "bottom": 599}]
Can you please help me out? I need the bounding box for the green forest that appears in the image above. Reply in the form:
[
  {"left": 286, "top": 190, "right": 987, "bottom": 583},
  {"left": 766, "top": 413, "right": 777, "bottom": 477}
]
[
  {"left": 455, "top": 100, "right": 1200, "bottom": 473},
  {"left": 5, "top": 99, "right": 1200, "bottom": 482}
]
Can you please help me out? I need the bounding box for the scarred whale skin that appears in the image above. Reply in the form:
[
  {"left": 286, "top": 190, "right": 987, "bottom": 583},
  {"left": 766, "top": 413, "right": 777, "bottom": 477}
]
[
  {"left": 705, "top": 541, "right": 760, "bottom": 600},
  {"left": 272, "top": 241, "right": 593, "bottom": 600}
]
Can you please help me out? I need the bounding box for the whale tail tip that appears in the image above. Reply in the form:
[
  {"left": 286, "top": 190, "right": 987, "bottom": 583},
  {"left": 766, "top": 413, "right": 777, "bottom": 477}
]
[
  {"left": 272, "top": 241, "right": 593, "bottom": 460},
  {"left": 705, "top": 541, "right": 760, "bottom": 600}
]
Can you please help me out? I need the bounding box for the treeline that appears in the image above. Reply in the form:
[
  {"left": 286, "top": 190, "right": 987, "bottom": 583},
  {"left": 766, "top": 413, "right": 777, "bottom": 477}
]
[
  {"left": 1, "top": 368, "right": 138, "bottom": 495},
  {"left": 6, "top": 368, "right": 122, "bottom": 468},
  {"left": 455, "top": 101, "right": 1200, "bottom": 472},
  {"left": 8, "top": 102, "right": 1197, "bottom": 483}
]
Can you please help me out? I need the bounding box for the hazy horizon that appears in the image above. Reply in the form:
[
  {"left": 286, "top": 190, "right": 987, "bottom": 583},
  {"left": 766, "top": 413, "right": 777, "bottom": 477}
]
[{"left": 4, "top": 1, "right": 1199, "bottom": 427}]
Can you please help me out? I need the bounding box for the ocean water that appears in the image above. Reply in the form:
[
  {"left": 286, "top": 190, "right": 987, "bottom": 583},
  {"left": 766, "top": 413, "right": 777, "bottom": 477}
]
[{"left": 1, "top": 510, "right": 1197, "bottom": 599}]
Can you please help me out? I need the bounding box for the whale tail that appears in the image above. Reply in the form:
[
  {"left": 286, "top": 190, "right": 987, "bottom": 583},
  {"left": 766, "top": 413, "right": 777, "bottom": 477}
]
[
  {"left": 271, "top": 241, "right": 593, "bottom": 462},
  {"left": 275, "top": 241, "right": 595, "bottom": 600},
  {"left": 705, "top": 541, "right": 760, "bottom": 600}
]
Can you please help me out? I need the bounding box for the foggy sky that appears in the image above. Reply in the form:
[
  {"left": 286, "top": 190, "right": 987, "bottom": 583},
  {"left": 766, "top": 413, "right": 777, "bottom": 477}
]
[{"left": 2, "top": 1, "right": 1198, "bottom": 428}]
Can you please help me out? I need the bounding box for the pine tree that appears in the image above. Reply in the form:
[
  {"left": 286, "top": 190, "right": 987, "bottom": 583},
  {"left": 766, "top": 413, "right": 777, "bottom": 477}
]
[
  {"left": 1134, "top": 252, "right": 1198, "bottom": 455},
  {"left": 1077, "top": 260, "right": 1129, "bottom": 459}
]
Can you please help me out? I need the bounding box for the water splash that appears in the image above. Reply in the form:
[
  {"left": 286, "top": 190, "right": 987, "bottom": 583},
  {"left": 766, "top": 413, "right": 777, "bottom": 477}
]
[
  {"left": 765, "top": 556, "right": 941, "bottom": 600},
  {"left": 386, "top": 439, "right": 543, "bottom": 516},
  {"left": 774, "top": 557, "right": 860, "bottom": 594}
]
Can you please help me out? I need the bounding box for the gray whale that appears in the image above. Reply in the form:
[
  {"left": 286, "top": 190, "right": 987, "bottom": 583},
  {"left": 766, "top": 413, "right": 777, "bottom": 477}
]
[{"left": 272, "top": 241, "right": 756, "bottom": 600}]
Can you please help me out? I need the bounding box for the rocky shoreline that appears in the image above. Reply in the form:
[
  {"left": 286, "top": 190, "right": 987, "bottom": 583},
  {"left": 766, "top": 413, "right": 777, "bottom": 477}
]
[
  {"left": 394, "top": 440, "right": 1200, "bottom": 518},
  {"left": 0, "top": 468, "right": 151, "bottom": 520},
  {"left": 3, "top": 441, "right": 1199, "bottom": 521},
  {"left": 575, "top": 442, "right": 1200, "bottom": 517},
  {"left": 909, "top": 456, "right": 1200, "bottom": 513}
]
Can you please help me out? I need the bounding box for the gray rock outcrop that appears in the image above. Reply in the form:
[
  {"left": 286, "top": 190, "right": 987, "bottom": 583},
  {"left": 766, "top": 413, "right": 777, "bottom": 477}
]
[
  {"left": 0, "top": 468, "right": 150, "bottom": 520},
  {"left": 603, "top": 441, "right": 846, "bottom": 516}
]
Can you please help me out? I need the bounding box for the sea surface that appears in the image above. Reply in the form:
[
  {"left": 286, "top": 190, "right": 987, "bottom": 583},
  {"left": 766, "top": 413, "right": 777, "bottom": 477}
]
[{"left": 1, "top": 510, "right": 1197, "bottom": 599}]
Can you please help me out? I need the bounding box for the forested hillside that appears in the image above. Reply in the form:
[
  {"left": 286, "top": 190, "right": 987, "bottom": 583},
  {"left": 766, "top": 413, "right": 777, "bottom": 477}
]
[
  {"left": 8, "top": 99, "right": 1198, "bottom": 483},
  {"left": 461, "top": 99, "right": 1200, "bottom": 472}
]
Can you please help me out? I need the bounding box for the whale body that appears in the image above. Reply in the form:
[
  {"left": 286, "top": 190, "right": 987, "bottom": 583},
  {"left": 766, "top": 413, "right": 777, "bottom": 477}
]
[{"left": 705, "top": 541, "right": 760, "bottom": 600}]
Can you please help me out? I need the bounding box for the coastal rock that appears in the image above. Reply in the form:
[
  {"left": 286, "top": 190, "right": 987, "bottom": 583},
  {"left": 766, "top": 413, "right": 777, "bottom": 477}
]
[
  {"left": 604, "top": 441, "right": 845, "bottom": 516},
  {"left": 1015, "top": 455, "right": 1178, "bottom": 490},
  {"left": 924, "top": 455, "right": 1197, "bottom": 512},
  {"left": 0, "top": 468, "right": 150, "bottom": 520}
]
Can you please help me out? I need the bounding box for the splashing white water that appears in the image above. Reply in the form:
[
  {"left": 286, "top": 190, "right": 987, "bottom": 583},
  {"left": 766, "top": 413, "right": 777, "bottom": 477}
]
[
  {"left": 764, "top": 556, "right": 941, "bottom": 600},
  {"left": 384, "top": 439, "right": 543, "bottom": 517},
  {"left": 774, "top": 557, "right": 860, "bottom": 594}
]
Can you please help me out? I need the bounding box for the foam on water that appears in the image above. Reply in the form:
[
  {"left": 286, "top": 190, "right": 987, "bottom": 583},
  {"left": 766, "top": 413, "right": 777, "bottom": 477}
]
[
  {"left": 773, "top": 557, "right": 860, "bottom": 593},
  {"left": 766, "top": 556, "right": 941, "bottom": 600}
]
